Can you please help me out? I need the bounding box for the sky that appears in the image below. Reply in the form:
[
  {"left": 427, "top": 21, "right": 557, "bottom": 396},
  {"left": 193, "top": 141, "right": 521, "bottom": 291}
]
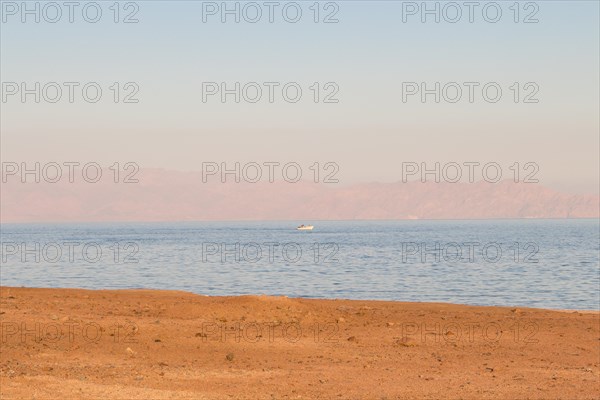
[{"left": 1, "top": 0, "right": 599, "bottom": 193}]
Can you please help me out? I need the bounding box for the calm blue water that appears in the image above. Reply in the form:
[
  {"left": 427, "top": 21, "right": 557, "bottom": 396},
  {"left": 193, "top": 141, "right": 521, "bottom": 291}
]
[{"left": 1, "top": 220, "right": 598, "bottom": 310}]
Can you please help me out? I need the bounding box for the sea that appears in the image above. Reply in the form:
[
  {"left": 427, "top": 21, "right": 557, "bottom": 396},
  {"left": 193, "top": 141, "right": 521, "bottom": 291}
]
[{"left": 1, "top": 219, "right": 598, "bottom": 310}]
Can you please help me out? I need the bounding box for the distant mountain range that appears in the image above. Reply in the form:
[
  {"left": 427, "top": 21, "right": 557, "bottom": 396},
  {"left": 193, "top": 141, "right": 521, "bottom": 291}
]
[{"left": 1, "top": 169, "right": 598, "bottom": 223}]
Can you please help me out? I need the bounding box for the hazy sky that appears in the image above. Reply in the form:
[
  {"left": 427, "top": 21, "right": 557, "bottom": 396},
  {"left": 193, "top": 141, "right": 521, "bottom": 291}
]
[{"left": 1, "top": 1, "right": 599, "bottom": 193}]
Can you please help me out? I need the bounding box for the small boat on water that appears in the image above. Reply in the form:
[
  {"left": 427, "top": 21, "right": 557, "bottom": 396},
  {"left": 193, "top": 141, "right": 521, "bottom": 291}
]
[{"left": 296, "top": 224, "right": 314, "bottom": 231}]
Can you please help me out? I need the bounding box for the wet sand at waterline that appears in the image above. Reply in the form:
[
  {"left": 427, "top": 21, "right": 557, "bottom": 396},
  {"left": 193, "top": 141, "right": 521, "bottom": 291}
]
[{"left": 0, "top": 287, "right": 598, "bottom": 399}]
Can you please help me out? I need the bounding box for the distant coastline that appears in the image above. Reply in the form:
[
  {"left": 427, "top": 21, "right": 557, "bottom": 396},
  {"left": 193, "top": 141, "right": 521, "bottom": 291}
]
[{"left": 2, "top": 169, "right": 598, "bottom": 223}]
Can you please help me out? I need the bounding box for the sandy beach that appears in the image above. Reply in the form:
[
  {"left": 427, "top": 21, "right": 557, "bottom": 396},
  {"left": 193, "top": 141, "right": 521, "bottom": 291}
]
[{"left": 0, "top": 287, "right": 598, "bottom": 399}]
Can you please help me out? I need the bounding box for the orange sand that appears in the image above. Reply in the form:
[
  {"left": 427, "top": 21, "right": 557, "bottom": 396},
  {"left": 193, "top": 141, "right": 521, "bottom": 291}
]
[{"left": 1, "top": 287, "right": 598, "bottom": 399}]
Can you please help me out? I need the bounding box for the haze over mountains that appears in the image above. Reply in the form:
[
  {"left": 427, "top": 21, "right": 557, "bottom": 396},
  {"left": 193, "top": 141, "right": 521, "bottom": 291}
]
[{"left": 1, "top": 169, "right": 598, "bottom": 223}]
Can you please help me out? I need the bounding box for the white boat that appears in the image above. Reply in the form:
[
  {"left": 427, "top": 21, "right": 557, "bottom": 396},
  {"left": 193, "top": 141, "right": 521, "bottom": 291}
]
[{"left": 296, "top": 225, "right": 314, "bottom": 231}]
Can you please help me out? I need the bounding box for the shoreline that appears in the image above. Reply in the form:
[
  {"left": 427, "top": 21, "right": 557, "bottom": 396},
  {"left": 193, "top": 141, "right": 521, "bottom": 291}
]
[
  {"left": 2, "top": 285, "right": 598, "bottom": 314},
  {"left": 1, "top": 286, "right": 599, "bottom": 399},
  {"left": 2, "top": 217, "right": 599, "bottom": 225}
]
